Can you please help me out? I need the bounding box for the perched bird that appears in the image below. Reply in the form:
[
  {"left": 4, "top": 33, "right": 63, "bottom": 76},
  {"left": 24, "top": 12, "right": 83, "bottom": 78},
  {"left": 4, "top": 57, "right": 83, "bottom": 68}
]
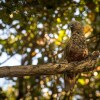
[{"left": 64, "top": 21, "right": 88, "bottom": 92}]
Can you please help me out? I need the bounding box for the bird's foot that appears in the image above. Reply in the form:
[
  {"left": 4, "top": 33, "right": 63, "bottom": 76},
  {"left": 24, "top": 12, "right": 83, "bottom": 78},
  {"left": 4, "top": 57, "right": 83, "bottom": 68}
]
[{"left": 59, "top": 60, "right": 68, "bottom": 64}]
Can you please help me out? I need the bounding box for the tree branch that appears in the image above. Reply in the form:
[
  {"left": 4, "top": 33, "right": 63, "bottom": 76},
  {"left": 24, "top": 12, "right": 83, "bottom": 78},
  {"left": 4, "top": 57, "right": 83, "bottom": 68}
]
[{"left": 0, "top": 53, "right": 99, "bottom": 77}]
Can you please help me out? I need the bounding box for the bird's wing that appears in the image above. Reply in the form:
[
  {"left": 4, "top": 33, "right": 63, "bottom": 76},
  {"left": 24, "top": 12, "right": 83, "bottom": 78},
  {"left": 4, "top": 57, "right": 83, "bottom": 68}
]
[{"left": 63, "top": 39, "right": 71, "bottom": 60}]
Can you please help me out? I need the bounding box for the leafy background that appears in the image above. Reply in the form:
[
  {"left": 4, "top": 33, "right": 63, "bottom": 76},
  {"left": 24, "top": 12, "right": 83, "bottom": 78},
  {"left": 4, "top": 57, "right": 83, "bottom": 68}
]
[{"left": 0, "top": 0, "right": 100, "bottom": 99}]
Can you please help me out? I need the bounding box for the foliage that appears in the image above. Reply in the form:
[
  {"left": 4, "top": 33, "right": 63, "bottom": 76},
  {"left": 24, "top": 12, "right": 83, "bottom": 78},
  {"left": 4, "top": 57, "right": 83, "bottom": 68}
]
[{"left": 0, "top": 0, "right": 100, "bottom": 99}]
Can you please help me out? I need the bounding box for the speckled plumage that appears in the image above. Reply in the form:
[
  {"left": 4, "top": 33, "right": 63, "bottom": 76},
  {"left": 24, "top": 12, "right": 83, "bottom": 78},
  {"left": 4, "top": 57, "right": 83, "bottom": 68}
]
[{"left": 64, "top": 21, "right": 88, "bottom": 91}]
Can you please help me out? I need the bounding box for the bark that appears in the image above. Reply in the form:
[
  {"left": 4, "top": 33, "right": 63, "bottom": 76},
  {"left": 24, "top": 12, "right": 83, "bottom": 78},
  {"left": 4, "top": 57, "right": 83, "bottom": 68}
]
[{"left": 0, "top": 55, "right": 99, "bottom": 77}]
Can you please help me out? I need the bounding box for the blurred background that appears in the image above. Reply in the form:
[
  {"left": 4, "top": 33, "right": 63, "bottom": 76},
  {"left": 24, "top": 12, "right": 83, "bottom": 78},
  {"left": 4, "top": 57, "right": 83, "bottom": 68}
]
[{"left": 0, "top": 0, "right": 100, "bottom": 100}]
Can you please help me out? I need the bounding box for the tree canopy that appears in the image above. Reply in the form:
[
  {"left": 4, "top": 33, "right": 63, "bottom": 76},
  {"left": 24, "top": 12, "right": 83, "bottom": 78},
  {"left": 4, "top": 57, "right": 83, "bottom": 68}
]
[{"left": 0, "top": 0, "right": 100, "bottom": 99}]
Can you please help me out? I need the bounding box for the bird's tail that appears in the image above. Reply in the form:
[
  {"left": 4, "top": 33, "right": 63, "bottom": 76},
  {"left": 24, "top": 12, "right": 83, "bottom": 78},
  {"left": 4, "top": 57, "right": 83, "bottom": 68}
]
[{"left": 64, "top": 73, "right": 77, "bottom": 92}]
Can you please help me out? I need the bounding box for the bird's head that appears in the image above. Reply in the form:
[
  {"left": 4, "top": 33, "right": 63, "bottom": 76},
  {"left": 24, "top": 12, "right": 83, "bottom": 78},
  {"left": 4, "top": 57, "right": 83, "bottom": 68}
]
[{"left": 69, "top": 21, "right": 83, "bottom": 33}]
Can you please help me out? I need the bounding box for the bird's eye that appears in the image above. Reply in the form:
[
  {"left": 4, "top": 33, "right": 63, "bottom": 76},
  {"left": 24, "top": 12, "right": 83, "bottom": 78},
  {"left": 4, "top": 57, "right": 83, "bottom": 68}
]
[{"left": 77, "top": 32, "right": 79, "bottom": 34}]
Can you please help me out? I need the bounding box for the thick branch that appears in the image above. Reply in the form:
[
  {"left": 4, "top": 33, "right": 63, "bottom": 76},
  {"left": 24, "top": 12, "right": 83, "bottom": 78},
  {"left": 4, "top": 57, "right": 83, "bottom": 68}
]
[{"left": 0, "top": 56, "right": 99, "bottom": 77}]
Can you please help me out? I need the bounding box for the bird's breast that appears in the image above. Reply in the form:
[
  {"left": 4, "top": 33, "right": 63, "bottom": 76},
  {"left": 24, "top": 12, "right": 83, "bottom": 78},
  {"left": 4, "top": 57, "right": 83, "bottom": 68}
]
[{"left": 67, "top": 39, "right": 88, "bottom": 62}]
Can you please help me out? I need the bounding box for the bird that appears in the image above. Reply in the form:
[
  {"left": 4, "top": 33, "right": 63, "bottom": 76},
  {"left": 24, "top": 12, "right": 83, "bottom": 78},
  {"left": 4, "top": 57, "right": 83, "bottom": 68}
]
[{"left": 64, "top": 21, "right": 88, "bottom": 92}]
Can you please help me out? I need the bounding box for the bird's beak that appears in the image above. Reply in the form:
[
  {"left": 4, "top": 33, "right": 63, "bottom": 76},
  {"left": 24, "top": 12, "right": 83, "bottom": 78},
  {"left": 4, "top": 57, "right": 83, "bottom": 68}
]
[
  {"left": 68, "top": 23, "right": 72, "bottom": 28},
  {"left": 68, "top": 23, "right": 72, "bottom": 29}
]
